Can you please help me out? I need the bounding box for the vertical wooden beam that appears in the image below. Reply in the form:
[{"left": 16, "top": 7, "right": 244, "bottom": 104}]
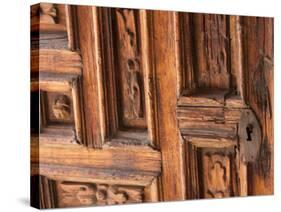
[
  {"left": 76, "top": 6, "right": 105, "bottom": 148},
  {"left": 150, "top": 11, "right": 186, "bottom": 200},
  {"left": 230, "top": 16, "right": 245, "bottom": 99},
  {"left": 242, "top": 16, "right": 274, "bottom": 195}
]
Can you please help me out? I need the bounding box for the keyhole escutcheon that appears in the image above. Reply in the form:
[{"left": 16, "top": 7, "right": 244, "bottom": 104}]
[{"left": 246, "top": 124, "right": 253, "bottom": 141}]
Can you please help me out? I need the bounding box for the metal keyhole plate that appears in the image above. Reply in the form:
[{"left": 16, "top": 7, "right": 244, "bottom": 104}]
[{"left": 238, "top": 109, "right": 262, "bottom": 163}]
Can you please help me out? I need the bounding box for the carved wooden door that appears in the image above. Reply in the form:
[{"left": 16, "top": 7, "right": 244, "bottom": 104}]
[{"left": 31, "top": 3, "right": 273, "bottom": 209}]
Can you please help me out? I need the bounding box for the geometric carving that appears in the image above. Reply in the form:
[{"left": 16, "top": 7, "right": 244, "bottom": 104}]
[{"left": 56, "top": 181, "right": 144, "bottom": 208}]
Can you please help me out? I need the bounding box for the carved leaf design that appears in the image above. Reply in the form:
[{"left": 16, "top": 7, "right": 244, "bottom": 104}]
[{"left": 115, "top": 9, "right": 144, "bottom": 120}]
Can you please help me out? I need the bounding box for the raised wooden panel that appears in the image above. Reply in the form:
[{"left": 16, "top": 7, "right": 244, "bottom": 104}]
[
  {"left": 113, "top": 9, "right": 146, "bottom": 129},
  {"left": 31, "top": 73, "right": 84, "bottom": 144},
  {"left": 82, "top": 8, "right": 158, "bottom": 147},
  {"left": 193, "top": 14, "right": 231, "bottom": 90},
  {"left": 31, "top": 3, "right": 75, "bottom": 49},
  {"left": 177, "top": 14, "right": 243, "bottom": 98}
]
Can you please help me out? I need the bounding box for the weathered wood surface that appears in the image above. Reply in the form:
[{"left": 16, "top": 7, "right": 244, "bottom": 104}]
[
  {"left": 31, "top": 3, "right": 273, "bottom": 208},
  {"left": 242, "top": 17, "right": 274, "bottom": 195}
]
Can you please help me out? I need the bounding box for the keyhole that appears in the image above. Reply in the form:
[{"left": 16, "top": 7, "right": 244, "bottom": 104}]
[{"left": 246, "top": 124, "right": 253, "bottom": 141}]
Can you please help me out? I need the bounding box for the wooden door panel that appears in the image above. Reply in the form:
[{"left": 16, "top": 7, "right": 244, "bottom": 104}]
[
  {"left": 31, "top": 4, "right": 161, "bottom": 208},
  {"left": 176, "top": 13, "right": 269, "bottom": 198},
  {"left": 31, "top": 3, "right": 273, "bottom": 209},
  {"left": 31, "top": 72, "right": 83, "bottom": 145}
]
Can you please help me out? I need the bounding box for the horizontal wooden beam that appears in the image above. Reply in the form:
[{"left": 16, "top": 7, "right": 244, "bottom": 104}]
[
  {"left": 184, "top": 136, "right": 236, "bottom": 148},
  {"left": 31, "top": 138, "right": 161, "bottom": 182},
  {"left": 31, "top": 163, "right": 156, "bottom": 186},
  {"left": 31, "top": 49, "right": 82, "bottom": 74}
]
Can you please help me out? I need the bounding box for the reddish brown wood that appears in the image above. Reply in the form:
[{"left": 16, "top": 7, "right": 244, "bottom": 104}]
[
  {"left": 149, "top": 11, "right": 186, "bottom": 200},
  {"left": 114, "top": 9, "right": 146, "bottom": 128},
  {"left": 31, "top": 3, "right": 273, "bottom": 208},
  {"left": 76, "top": 6, "right": 104, "bottom": 148},
  {"left": 242, "top": 17, "right": 274, "bottom": 195}
]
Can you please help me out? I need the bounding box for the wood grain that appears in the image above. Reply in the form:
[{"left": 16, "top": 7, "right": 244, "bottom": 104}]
[
  {"left": 114, "top": 9, "right": 146, "bottom": 128},
  {"left": 76, "top": 6, "right": 104, "bottom": 148},
  {"left": 150, "top": 11, "right": 186, "bottom": 200},
  {"left": 242, "top": 16, "right": 274, "bottom": 195},
  {"left": 31, "top": 49, "right": 82, "bottom": 74},
  {"left": 31, "top": 5, "right": 273, "bottom": 208},
  {"left": 31, "top": 140, "right": 161, "bottom": 176}
]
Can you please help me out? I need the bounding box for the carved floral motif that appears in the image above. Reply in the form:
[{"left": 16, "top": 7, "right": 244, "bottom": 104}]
[
  {"left": 56, "top": 182, "right": 143, "bottom": 207},
  {"left": 116, "top": 9, "right": 144, "bottom": 119},
  {"left": 203, "top": 153, "right": 230, "bottom": 198}
]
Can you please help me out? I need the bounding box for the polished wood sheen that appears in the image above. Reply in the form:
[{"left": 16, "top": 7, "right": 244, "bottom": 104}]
[{"left": 31, "top": 3, "right": 274, "bottom": 209}]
